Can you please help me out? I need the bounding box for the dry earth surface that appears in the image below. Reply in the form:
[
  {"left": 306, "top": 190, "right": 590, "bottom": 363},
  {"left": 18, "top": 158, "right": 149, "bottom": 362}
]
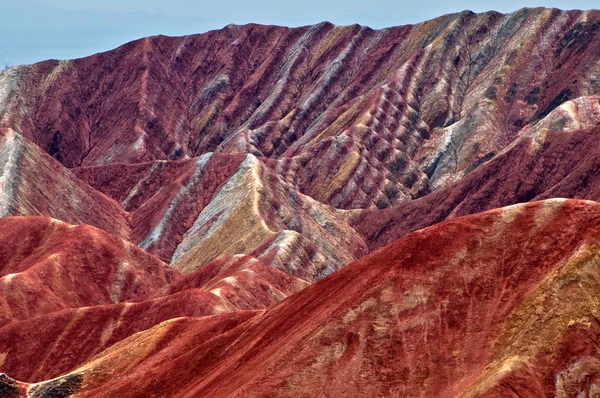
[{"left": 2, "top": 7, "right": 600, "bottom": 397}]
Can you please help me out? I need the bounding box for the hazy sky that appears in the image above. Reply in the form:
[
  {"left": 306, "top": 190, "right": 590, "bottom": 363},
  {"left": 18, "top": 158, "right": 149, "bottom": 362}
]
[{"left": 2, "top": 0, "right": 599, "bottom": 66}]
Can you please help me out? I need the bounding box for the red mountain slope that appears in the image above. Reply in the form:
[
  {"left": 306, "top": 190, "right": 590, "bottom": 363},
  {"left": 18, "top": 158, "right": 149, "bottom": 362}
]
[
  {"left": 8, "top": 199, "right": 600, "bottom": 397},
  {"left": 2, "top": 7, "right": 600, "bottom": 398},
  {"left": 0, "top": 221, "right": 307, "bottom": 383},
  {"left": 0, "top": 216, "right": 176, "bottom": 325},
  {"left": 0, "top": 128, "right": 129, "bottom": 238},
  {"left": 3, "top": 9, "right": 600, "bottom": 210}
]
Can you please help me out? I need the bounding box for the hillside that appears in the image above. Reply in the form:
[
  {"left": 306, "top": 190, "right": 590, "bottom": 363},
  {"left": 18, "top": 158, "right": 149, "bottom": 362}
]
[
  {"left": 1, "top": 7, "right": 600, "bottom": 397},
  {"left": 6, "top": 199, "right": 600, "bottom": 397}
]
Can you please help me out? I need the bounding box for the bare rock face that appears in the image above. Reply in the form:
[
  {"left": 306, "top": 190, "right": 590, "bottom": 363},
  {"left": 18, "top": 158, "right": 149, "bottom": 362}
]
[
  {"left": 0, "top": 373, "right": 26, "bottom": 398},
  {"left": 0, "top": 128, "right": 129, "bottom": 238},
  {"left": 2, "top": 9, "right": 600, "bottom": 210},
  {"left": 3, "top": 7, "right": 600, "bottom": 398},
  {"left": 16, "top": 200, "right": 600, "bottom": 397}
]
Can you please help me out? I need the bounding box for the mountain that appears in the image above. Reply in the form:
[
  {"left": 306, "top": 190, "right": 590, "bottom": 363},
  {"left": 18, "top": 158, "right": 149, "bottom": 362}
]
[
  {"left": 9, "top": 199, "right": 600, "bottom": 396},
  {"left": 2, "top": 7, "right": 600, "bottom": 397},
  {"left": 0, "top": 128, "right": 129, "bottom": 238},
  {"left": 0, "top": 218, "right": 306, "bottom": 384}
]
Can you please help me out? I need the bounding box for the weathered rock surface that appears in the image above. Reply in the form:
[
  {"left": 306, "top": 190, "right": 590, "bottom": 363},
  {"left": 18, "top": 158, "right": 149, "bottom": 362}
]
[
  {"left": 13, "top": 199, "right": 600, "bottom": 397},
  {"left": 3, "top": 7, "right": 600, "bottom": 398},
  {"left": 167, "top": 153, "right": 367, "bottom": 280},
  {"left": 2, "top": 8, "right": 600, "bottom": 278},
  {"left": 0, "top": 128, "right": 129, "bottom": 238},
  {"left": 75, "top": 152, "right": 367, "bottom": 281},
  {"left": 158, "top": 255, "right": 309, "bottom": 310},
  {"left": 351, "top": 95, "right": 600, "bottom": 251},
  {"left": 3, "top": 9, "right": 600, "bottom": 210}
]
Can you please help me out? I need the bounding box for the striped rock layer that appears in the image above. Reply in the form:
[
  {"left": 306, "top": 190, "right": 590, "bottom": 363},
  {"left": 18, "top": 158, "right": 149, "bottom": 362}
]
[
  {"left": 2, "top": 8, "right": 600, "bottom": 211},
  {"left": 1, "top": 7, "right": 600, "bottom": 398},
  {"left": 7, "top": 200, "right": 600, "bottom": 397}
]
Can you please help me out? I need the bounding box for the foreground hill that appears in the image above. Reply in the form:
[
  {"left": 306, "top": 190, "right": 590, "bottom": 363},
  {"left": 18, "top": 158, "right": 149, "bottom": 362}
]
[
  {"left": 0, "top": 218, "right": 306, "bottom": 384},
  {"left": 0, "top": 216, "right": 175, "bottom": 325},
  {"left": 4, "top": 199, "right": 600, "bottom": 397}
]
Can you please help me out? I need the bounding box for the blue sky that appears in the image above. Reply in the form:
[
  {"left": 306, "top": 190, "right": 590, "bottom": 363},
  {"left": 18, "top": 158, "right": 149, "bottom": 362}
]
[{"left": 2, "top": 0, "right": 599, "bottom": 66}]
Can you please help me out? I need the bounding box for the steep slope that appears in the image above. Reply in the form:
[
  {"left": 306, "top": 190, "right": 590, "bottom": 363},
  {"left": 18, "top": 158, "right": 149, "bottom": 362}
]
[
  {"left": 0, "top": 216, "right": 176, "bottom": 325},
  {"left": 351, "top": 95, "right": 600, "bottom": 251},
  {"left": 3, "top": 9, "right": 600, "bottom": 210},
  {"left": 0, "top": 122, "right": 365, "bottom": 283},
  {"left": 73, "top": 154, "right": 247, "bottom": 262},
  {"left": 0, "top": 224, "right": 306, "bottom": 383},
  {"left": 0, "top": 128, "right": 129, "bottom": 238},
  {"left": 168, "top": 153, "right": 367, "bottom": 280},
  {"left": 13, "top": 199, "right": 600, "bottom": 397},
  {"left": 0, "top": 302, "right": 261, "bottom": 383},
  {"left": 0, "top": 254, "right": 307, "bottom": 384},
  {"left": 75, "top": 152, "right": 367, "bottom": 281}
]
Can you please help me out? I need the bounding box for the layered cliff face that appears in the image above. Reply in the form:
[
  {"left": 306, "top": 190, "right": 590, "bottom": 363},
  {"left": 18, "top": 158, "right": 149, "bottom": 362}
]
[
  {"left": 3, "top": 8, "right": 600, "bottom": 210},
  {"left": 73, "top": 152, "right": 367, "bottom": 280},
  {"left": 351, "top": 95, "right": 600, "bottom": 251},
  {"left": 2, "top": 7, "right": 600, "bottom": 397}
]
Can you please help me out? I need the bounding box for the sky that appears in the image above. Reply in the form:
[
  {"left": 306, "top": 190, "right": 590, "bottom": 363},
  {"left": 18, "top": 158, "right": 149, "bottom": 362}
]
[{"left": 1, "top": 0, "right": 599, "bottom": 66}]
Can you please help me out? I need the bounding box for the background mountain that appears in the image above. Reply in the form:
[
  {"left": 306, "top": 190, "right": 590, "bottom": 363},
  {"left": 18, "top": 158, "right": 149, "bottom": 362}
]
[
  {"left": 2, "top": 7, "right": 600, "bottom": 397},
  {"left": 0, "top": 0, "right": 424, "bottom": 67}
]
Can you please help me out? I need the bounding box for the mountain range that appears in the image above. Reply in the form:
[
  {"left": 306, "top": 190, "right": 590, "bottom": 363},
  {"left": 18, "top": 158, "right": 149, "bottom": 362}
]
[{"left": 2, "top": 7, "right": 600, "bottom": 397}]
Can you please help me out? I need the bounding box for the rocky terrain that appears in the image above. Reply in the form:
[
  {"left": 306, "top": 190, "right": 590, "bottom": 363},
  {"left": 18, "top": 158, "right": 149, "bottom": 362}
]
[{"left": 2, "top": 6, "right": 600, "bottom": 397}]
